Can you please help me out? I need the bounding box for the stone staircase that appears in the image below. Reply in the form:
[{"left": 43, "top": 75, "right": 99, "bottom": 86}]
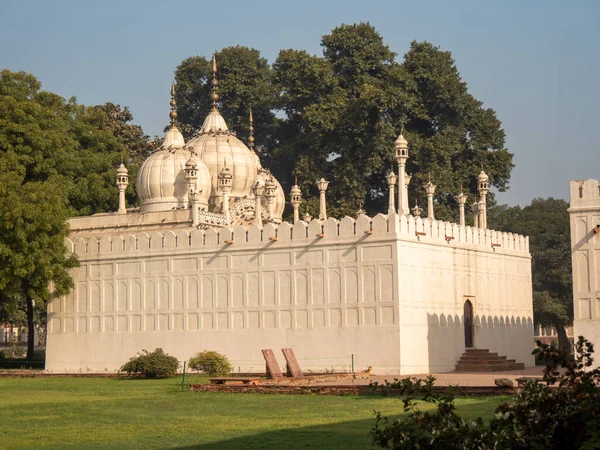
[{"left": 455, "top": 348, "right": 525, "bottom": 372}]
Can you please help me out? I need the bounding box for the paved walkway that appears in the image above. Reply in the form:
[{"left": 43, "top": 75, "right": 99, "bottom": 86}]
[{"left": 317, "top": 366, "right": 546, "bottom": 387}]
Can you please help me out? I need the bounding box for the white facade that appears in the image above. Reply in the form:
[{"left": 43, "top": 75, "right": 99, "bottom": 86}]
[
  {"left": 569, "top": 179, "right": 600, "bottom": 366},
  {"left": 46, "top": 211, "right": 534, "bottom": 374}
]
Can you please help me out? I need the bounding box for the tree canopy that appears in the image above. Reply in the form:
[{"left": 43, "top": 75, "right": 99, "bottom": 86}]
[
  {"left": 0, "top": 70, "right": 151, "bottom": 356},
  {"left": 488, "top": 198, "right": 572, "bottom": 350},
  {"left": 174, "top": 23, "right": 513, "bottom": 219}
]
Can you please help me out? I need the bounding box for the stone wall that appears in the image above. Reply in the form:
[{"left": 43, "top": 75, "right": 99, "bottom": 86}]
[
  {"left": 46, "top": 213, "right": 534, "bottom": 374},
  {"left": 569, "top": 179, "right": 600, "bottom": 367}
]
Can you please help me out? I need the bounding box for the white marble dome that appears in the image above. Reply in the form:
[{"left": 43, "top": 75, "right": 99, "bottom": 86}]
[
  {"left": 136, "top": 126, "right": 211, "bottom": 213},
  {"left": 185, "top": 110, "right": 260, "bottom": 203}
]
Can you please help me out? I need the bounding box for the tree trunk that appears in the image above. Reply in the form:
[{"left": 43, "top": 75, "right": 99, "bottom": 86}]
[
  {"left": 554, "top": 323, "right": 571, "bottom": 353},
  {"left": 26, "top": 294, "right": 34, "bottom": 360}
]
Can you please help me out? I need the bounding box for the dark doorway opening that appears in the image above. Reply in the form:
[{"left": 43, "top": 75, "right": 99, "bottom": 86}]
[{"left": 464, "top": 300, "right": 474, "bottom": 348}]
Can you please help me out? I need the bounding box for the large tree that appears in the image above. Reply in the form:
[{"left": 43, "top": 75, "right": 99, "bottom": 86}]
[
  {"left": 174, "top": 46, "right": 277, "bottom": 149},
  {"left": 488, "top": 198, "right": 573, "bottom": 351},
  {"left": 173, "top": 24, "right": 513, "bottom": 219},
  {"left": 0, "top": 70, "right": 150, "bottom": 355}
]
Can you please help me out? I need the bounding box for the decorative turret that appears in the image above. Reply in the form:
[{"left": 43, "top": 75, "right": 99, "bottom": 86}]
[
  {"left": 472, "top": 201, "right": 480, "bottom": 228},
  {"left": 252, "top": 181, "right": 264, "bottom": 227},
  {"left": 316, "top": 178, "right": 329, "bottom": 220},
  {"left": 290, "top": 177, "right": 302, "bottom": 223},
  {"left": 386, "top": 170, "right": 397, "bottom": 214},
  {"left": 424, "top": 175, "right": 436, "bottom": 220},
  {"left": 411, "top": 199, "right": 421, "bottom": 218},
  {"left": 477, "top": 170, "right": 489, "bottom": 229},
  {"left": 185, "top": 154, "right": 202, "bottom": 227},
  {"left": 303, "top": 208, "right": 312, "bottom": 223},
  {"left": 219, "top": 161, "right": 233, "bottom": 223},
  {"left": 456, "top": 187, "right": 468, "bottom": 226},
  {"left": 264, "top": 174, "right": 277, "bottom": 221},
  {"left": 395, "top": 127, "right": 409, "bottom": 215},
  {"left": 404, "top": 173, "right": 412, "bottom": 214},
  {"left": 116, "top": 162, "right": 129, "bottom": 214}
]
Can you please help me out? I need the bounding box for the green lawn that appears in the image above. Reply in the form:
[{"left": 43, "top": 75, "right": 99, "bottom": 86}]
[{"left": 0, "top": 377, "right": 508, "bottom": 449}]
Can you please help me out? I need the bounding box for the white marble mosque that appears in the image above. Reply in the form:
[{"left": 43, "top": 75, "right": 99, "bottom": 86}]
[{"left": 45, "top": 57, "right": 535, "bottom": 374}]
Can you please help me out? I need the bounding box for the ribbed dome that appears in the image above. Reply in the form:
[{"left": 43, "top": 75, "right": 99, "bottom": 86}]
[
  {"left": 185, "top": 110, "right": 260, "bottom": 203},
  {"left": 136, "top": 126, "right": 211, "bottom": 213}
]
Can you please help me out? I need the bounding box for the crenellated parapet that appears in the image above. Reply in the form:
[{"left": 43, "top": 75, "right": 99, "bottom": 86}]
[{"left": 66, "top": 212, "right": 529, "bottom": 259}]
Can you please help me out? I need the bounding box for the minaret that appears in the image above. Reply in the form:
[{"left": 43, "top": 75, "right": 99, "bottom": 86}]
[
  {"left": 252, "top": 181, "right": 264, "bottom": 227},
  {"left": 472, "top": 201, "right": 480, "bottom": 228},
  {"left": 264, "top": 174, "right": 277, "bottom": 220},
  {"left": 219, "top": 161, "right": 233, "bottom": 224},
  {"left": 424, "top": 175, "right": 436, "bottom": 220},
  {"left": 411, "top": 199, "right": 421, "bottom": 218},
  {"left": 386, "top": 170, "right": 397, "bottom": 214},
  {"left": 403, "top": 173, "right": 412, "bottom": 214},
  {"left": 316, "top": 178, "right": 329, "bottom": 220},
  {"left": 185, "top": 155, "right": 200, "bottom": 227},
  {"left": 290, "top": 177, "right": 302, "bottom": 223},
  {"left": 477, "top": 170, "right": 489, "bottom": 229},
  {"left": 116, "top": 161, "right": 129, "bottom": 214},
  {"left": 394, "top": 128, "right": 409, "bottom": 215},
  {"left": 456, "top": 187, "right": 468, "bottom": 226}
]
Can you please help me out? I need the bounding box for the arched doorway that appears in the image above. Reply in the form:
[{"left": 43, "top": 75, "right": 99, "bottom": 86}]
[{"left": 464, "top": 300, "right": 474, "bottom": 348}]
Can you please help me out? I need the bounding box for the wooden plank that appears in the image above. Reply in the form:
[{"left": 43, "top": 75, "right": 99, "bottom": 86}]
[
  {"left": 281, "top": 348, "right": 303, "bottom": 378},
  {"left": 261, "top": 349, "right": 283, "bottom": 379}
]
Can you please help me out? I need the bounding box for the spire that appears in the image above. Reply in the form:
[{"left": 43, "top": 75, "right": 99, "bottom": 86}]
[
  {"left": 169, "top": 81, "right": 177, "bottom": 127},
  {"left": 248, "top": 108, "right": 255, "bottom": 152},
  {"left": 210, "top": 53, "right": 219, "bottom": 111}
]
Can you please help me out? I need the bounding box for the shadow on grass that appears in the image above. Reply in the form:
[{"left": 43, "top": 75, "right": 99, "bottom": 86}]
[{"left": 173, "top": 416, "right": 384, "bottom": 450}]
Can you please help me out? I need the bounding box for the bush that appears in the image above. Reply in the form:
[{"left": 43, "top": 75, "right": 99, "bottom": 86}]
[
  {"left": 188, "top": 351, "right": 232, "bottom": 376},
  {"left": 0, "top": 350, "right": 5, "bottom": 360},
  {"left": 120, "top": 348, "right": 179, "bottom": 379},
  {"left": 4, "top": 345, "right": 25, "bottom": 359},
  {"left": 371, "top": 336, "right": 600, "bottom": 449}
]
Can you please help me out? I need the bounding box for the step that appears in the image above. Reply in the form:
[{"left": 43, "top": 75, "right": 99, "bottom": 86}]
[
  {"left": 464, "top": 348, "right": 492, "bottom": 353},
  {"left": 459, "top": 355, "right": 504, "bottom": 361},
  {"left": 455, "top": 363, "right": 525, "bottom": 372},
  {"left": 457, "top": 359, "right": 515, "bottom": 365}
]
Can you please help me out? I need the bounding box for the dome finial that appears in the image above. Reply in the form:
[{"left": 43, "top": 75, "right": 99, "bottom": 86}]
[
  {"left": 210, "top": 53, "right": 219, "bottom": 111},
  {"left": 248, "top": 108, "right": 255, "bottom": 152},
  {"left": 169, "top": 81, "right": 178, "bottom": 127}
]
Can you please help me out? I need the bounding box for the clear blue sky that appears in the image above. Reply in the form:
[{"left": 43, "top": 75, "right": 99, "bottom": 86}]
[{"left": 1, "top": 0, "right": 598, "bottom": 206}]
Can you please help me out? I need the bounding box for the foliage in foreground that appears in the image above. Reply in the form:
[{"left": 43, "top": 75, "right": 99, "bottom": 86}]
[
  {"left": 120, "top": 348, "right": 179, "bottom": 379},
  {"left": 371, "top": 336, "right": 600, "bottom": 449},
  {"left": 188, "top": 350, "right": 232, "bottom": 376}
]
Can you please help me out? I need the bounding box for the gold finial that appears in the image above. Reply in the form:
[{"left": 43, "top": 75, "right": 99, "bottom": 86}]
[
  {"left": 400, "top": 123, "right": 405, "bottom": 135},
  {"left": 295, "top": 175, "right": 298, "bottom": 186},
  {"left": 169, "top": 81, "right": 177, "bottom": 126},
  {"left": 210, "top": 53, "right": 219, "bottom": 110},
  {"left": 248, "top": 108, "right": 255, "bottom": 151},
  {"left": 428, "top": 173, "right": 431, "bottom": 183}
]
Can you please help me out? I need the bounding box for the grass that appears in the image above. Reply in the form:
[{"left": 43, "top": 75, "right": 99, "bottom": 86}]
[{"left": 0, "top": 376, "right": 509, "bottom": 449}]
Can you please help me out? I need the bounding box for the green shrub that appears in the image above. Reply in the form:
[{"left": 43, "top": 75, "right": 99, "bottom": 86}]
[
  {"left": 120, "top": 348, "right": 179, "bottom": 379},
  {"left": 371, "top": 336, "right": 600, "bottom": 449},
  {"left": 4, "top": 345, "right": 25, "bottom": 358},
  {"left": 0, "top": 350, "right": 5, "bottom": 360},
  {"left": 188, "top": 351, "right": 232, "bottom": 376}
]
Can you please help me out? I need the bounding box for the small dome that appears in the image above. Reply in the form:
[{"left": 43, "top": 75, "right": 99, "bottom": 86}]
[
  {"left": 394, "top": 133, "right": 408, "bottom": 148},
  {"left": 478, "top": 170, "right": 489, "bottom": 182},
  {"left": 136, "top": 126, "right": 211, "bottom": 213},
  {"left": 185, "top": 154, "right": 200, "bottom": 168},
  {"left": 116, "top": 163, "right": 128, "bottom": 176},
  {"left": 290, "top": 183, "right": 301, "bottom": 196}
]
